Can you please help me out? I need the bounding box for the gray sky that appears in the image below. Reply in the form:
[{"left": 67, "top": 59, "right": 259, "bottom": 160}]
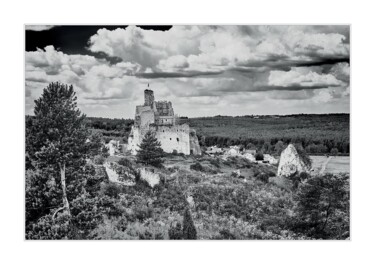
[{"left": 25, "top": 25, "right": 350, "bottom": 118}]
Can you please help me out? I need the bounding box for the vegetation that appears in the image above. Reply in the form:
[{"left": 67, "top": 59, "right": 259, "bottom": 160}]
[
  {"left": 187, "top": 114, "right": 349, "bottom": 155},
  {"left": 25, "top": 82, "right": 350, "bottom": 240},
  {"left": 136, "top": 130, "right": 165, "bottom": 167},
  {"left": 182, "top": 208, "right": 197, "bottom": 239}
]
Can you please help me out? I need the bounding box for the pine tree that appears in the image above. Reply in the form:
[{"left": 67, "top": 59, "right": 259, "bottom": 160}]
[
  {"left": 27, "top": 82, "right": 92, "bottom": 218},
  {"left": 136, "top": 130, "right": 164, "bottom": 167},
  {"left": 182, "top": 208, "right": 197, "bottom": 239}
]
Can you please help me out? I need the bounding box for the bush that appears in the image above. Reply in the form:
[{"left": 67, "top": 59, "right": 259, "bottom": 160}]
[
  {"left": 117, "top": 158, "right": 133, "bottom": 168},
  {"left": 101, "top": 182, "right": 123, "bottom": 198},
  {"left": 168, "top": 222, "right": 184, "bottom": 239},
  {"left": 190, "top": 162, "right": 204, "bottom": 172},
  {"left": 93, "top": 155, "right": 105, "bottom": 165},
  {"left": 255, "top": 152, "right": 264, "bottom": 161}
]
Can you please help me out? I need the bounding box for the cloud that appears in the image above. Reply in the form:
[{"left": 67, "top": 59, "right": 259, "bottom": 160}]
[
  {"left": 25, "top": 25, "right": 350, "bottom": 117},
  {"left": 25, "top": 46, "right": 145, "bottom": 116},
  {"left": 25, "top": 25, "right": 55, "bottom": 31},
  {"left": 88, "top": 25, "right": 349, "bottom": 78},
  {"left": 267, "top": 67, "right": 342, "bottom": 88}
]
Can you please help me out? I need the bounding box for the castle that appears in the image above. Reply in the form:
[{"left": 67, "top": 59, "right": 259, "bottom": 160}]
[{"left": 127, "top": 88, "right": 201, "bottom": 156}]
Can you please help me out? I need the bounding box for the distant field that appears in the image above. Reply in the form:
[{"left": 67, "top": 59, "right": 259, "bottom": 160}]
[{"left": 311, "top": 156, "right": 350, "bottom": 174}]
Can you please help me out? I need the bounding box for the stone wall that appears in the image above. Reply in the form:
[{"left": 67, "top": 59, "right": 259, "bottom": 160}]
[
  {"left": 189, "top": 129, "right": 202, "bottom": 155},
  {"left": 140, "top": 109, "right": 155, "bottom": 128},
  {"left": 155, "top": 124, "right": 190, "bottom": 155}
]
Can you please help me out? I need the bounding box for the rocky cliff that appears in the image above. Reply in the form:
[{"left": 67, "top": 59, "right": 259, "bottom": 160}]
[{"left": 277, "top": 144, "right": 311, "bottom": 177}]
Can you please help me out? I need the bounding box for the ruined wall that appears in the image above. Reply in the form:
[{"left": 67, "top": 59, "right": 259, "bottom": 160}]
[
  {"left": 155, "top": 115, "right": 175, "bottom": 125},
  {"left": 154, "top": 124, "right": 190, "bottom": 155},
  {"left": 155, "top": 101, "right": 174, "bottom": 116},
  {"left": 140, "top": 109, "right": 155, "bottom": 129},
  {"left": 127, "top": 126, "right": 141, "bottom": 155},
  {"left": 189, "top": 129, "right": 202, "bottom": 155}
]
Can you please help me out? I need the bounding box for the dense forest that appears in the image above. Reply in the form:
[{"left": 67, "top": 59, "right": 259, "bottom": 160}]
[{"left": 185, "top": 114, "right": 350, "bottom": 155}]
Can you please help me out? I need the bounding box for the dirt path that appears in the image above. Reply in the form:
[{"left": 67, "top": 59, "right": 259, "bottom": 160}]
[{"left": 320, "top": 156, "right": 332, "bottom": 174}]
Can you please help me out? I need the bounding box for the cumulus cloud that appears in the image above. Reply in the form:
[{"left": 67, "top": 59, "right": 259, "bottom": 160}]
[
  {"left": 268, "top": 67, "right": 342, "bottom": 88},
  {"left": 26, "top": 25, "right": 350, "bottom": 117}
]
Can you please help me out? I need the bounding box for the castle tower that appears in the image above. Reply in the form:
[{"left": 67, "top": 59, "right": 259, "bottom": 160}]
[{"left": 144, "top": 86, "right": 154, "bottom": 107}]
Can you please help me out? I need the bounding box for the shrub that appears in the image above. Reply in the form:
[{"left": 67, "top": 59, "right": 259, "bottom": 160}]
[
  {"left": 295, "top": 144, "right": 312, "bottom": 168},
  {"left": 257, "top": 173, "right": 269, "bottom": 183},
  {"left": 255, "top": 152, "right": 264, "bottom": 161},
  {"left": 117, "top": 157, "right": 133, "bottom": 168},
  {"left": 101, "top": 182, "right": 123, "bottom": 198},
  {"left": 168, "top": 222, "right": 184, "bottom": 239},
  {"left": 190, "top": 162, "right": 204, "bottom": 172},
  {"left": 93, "top": 155, "right": 105, "bottom": 165}
]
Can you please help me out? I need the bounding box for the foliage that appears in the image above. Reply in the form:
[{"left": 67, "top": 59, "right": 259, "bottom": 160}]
[
  {"left": 295, "top": 144, "right": 312, "bottom": 168},
  {"left": 168, "top": 222, "right": 184, "bottom": 239},
  {"left": 188, "top": 114, "right": 349, "bottom": 155},
  {"left": 255, "top": 151, "right": 264, "bottom": 161},
  {"left": 190, "top": 162, "right": 204, "bottom": 172},
  {"left": 182, "top": 208, "right": 197, "bottom": 239},
  {"left": 292, "top": 174, "right": 350, "bottom": 239},
  {"left": 136, "top": 130, "right": 164, "bottom": 167}
]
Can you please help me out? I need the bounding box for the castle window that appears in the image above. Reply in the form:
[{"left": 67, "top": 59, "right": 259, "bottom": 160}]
[
  {"left": 177, "top": 137, "right": 179, "bottom": 142},
  {"left": 170, "top": 138, "right": 172, "bottom": 140}
]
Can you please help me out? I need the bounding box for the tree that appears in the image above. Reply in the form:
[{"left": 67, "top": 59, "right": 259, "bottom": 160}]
[
  {"left": 255, "top": 151, "right": 264, "bottom": 161},
  {"left": 274, "top": 140, "right": 283, "bottom": 154},
  {"left": 293, "top": 174, "right": 349, "bottom": 239},
  {"left": 27, "top": 82, "right": 91, "bottom": 218},
  {"left": 182, "top": 208, "right": 197, "bottom": 239},
  {"left": 331, "top": 147, "right": 339, "bottom": 156},
  {"left": 136, "top": 130, "right": 164, "bottom": 167}
]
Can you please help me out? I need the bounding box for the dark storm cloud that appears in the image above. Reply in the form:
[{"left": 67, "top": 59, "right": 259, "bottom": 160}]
[
  {"left": 135, "top": 70, "right": 223, "bottom": 79},
  {"left": 25, "top": 25, "right": 172, "bottom": 63}
]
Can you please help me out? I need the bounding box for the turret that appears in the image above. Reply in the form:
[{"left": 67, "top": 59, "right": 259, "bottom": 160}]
[{"left": 144, "top": 89, "right": 154, "bottom": 106}]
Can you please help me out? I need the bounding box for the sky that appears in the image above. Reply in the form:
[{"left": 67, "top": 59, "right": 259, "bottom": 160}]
[{"left": 25, "top": 25, "right": 350, "bottom": 118}]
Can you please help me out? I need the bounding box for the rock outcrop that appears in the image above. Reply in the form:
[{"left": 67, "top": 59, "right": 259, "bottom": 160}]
[
  {"left": 264, "top": 154, "right": 278, "bottom": 165},
  {"left": 139, "top": 168, "right": 161, "bottom": 188},
  {"left": 277, "top": 144, "right": 311, "bottom": 177}
]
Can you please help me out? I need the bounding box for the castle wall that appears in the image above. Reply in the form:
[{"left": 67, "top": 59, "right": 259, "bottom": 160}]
[
  {"left": 140, "top": 109, "right": 155, "bottom": 128},
  {"left": 155, "top": 115, "right": 175, "bottom": 125},
  {"left": 155, "top": 124, "right": 190, "bottom": 155}
]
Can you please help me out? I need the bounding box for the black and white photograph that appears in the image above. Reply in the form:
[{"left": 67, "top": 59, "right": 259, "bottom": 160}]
[{"left": 24, "top": 25, "right": 350, "bottom": 240}]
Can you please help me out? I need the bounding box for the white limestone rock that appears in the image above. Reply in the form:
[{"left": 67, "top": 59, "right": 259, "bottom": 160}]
[
  {"left": 277, "top": 144, "right": 310, "bottom": 177},
  {"left": 264, "top": 154, "right": 278, "bottom": 165},
  {"left": 139, "top": 168, "right": 160, "bottom": 188},
  {"left": 243, "top": 153, "right": 256, "bottom": 162}
]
